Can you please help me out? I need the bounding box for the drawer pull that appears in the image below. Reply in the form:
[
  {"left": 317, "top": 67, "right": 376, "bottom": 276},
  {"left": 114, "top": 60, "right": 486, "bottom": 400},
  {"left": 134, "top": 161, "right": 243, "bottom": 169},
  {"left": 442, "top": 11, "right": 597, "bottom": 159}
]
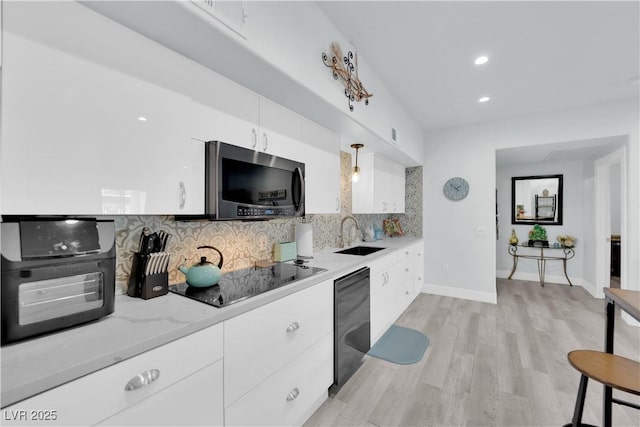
[
  {"left": 286, "top": 322, "right": 300, "bottom": 333},
  {"left": 286, "top": 387, "right": 300, "bottom": 401},
  {"left": 124, "top": 369, "right": 160, "bottom": 391}
]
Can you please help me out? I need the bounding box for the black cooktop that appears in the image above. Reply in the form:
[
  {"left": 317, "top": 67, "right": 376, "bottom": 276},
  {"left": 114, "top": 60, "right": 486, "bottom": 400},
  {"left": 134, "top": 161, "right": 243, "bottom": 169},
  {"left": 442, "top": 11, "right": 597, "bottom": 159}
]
[{"left": 169, "top": 263, "right": 327, "bottom": 308}]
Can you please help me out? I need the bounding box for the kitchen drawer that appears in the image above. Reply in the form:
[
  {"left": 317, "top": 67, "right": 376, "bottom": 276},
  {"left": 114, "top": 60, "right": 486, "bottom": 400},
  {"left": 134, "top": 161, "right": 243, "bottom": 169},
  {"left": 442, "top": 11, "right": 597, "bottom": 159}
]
[
  {"left": 2, "top": 324, "right": 223, "bottom": 426},
  {"left": 397, "top": 257, "right": 414, "bottom": 307},
  {"left": 97, "top": 359, "right": 223, "bottom": 426},
  {"left": 224, "top": 280, "right": 332, "bottom": 406},
  {"left": 225, "top": 333, "right": 333, "bottom": 427}
]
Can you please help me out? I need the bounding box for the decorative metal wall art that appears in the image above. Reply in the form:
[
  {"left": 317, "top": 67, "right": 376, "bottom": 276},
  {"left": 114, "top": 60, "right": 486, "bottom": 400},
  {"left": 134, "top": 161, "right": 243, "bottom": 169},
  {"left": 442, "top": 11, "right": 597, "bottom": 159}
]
[{"left": 322, "top": 42, "right": 372, "bottom": 112}]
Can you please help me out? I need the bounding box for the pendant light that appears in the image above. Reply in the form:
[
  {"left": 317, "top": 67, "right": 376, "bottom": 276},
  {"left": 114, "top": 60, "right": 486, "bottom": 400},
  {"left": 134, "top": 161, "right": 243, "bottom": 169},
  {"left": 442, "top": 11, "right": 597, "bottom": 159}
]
[{"left": 351, "top": 143, "right": 364, "bottom": 182}]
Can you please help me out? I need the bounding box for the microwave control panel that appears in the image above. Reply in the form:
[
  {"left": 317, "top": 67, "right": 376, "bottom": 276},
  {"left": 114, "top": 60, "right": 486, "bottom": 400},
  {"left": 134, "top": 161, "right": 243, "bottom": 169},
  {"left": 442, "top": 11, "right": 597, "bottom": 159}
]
[{"left": 236, "top": 206, "right": 295, "bottom": 217}]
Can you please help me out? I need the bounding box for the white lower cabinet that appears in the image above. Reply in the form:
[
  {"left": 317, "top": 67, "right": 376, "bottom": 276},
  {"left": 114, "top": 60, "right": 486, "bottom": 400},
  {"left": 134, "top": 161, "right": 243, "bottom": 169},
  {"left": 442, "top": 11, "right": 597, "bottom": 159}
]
[
  {"left": 225, "top": 333, "right": 333, "bottom": 427},
  {"left": 97, "top": 359, "right": 223, "bottom": 427},
  {"left": 224, "top": 280, "right": 333, "bottom": 406},
  {"left": 370, "top": 241, "right": 424, "bottom": 345},
  {"left": 1, "top": 325, "right": 223, "bottom": 427},
  {"left": 396, "top": 255, "right": 415, "bottom": 316},
  {"left": 412, "top": 242, "right": 425, "bottom": 295},
  {"left": 369, "top": 252, "right": 399, "bottom": 344}
]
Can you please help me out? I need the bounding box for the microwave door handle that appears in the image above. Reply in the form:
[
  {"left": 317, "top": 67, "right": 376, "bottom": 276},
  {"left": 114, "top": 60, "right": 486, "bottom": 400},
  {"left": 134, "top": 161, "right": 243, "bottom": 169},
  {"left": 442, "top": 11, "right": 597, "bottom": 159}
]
[{"left": 292, "top": 167, "right": 304, "bottom": 211}]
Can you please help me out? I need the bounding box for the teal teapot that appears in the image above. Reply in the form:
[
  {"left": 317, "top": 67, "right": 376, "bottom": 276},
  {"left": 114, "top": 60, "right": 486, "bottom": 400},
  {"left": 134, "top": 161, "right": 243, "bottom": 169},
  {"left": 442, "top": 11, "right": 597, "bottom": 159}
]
[{"left": 178, "top": 246, "right": 224, "bottom": 288}]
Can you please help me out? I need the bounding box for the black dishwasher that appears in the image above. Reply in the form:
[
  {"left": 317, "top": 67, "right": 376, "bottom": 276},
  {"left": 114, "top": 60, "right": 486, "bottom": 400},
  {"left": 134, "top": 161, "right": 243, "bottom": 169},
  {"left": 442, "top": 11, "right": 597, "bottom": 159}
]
[{"left": 332, "top": 267, "right": 370, "bottom": 393}]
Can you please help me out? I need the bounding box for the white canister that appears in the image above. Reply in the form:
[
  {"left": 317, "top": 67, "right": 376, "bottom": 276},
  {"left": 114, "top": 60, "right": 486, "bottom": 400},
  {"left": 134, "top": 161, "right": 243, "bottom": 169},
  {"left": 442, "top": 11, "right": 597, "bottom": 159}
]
[{"left": 295, "top": 222, "right": 313, "bottom": 258}]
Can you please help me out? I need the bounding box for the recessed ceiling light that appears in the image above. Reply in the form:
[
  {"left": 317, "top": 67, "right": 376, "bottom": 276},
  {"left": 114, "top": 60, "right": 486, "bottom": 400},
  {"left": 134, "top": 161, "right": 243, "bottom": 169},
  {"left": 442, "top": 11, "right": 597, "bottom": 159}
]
[
  {"left": 478, "top": 96, "right": 491, "bottom": 103},
  {"left": 137, "top": 116, "right": 147, "bottom": 122},
  {"left": 474, "top": 56, "right": 489, "bottom": 65}
]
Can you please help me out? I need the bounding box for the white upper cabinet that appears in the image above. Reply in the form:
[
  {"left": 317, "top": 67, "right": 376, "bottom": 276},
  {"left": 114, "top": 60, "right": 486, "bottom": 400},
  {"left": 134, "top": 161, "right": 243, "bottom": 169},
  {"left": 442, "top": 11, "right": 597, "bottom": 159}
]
[
  {"left": 189, "top": 61, "right": 259, "bottom": 148},
  {"left": 301, "top": 119, "right": 341, "bottom": 214},
  {"left": 258, "top": 97, "right": 303, "bottom": 159},
  {"left": 189, "top": 0, "right": 246, "bottom": 37},
  {"left": 352, "top": 153, "right": 406, "bottom": 214},
  {"left": 189, "top": 72, "right": 303, "bottom": 159},
  {"left": 1, "top": 3, "right": 204, "bottom": 215}
]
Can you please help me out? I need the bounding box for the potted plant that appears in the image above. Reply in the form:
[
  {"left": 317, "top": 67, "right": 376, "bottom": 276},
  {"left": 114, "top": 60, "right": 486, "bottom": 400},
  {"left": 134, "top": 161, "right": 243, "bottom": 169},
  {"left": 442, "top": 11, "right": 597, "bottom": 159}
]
[{"left": 528, "top": 224, "right": 548, "bottom": 247}]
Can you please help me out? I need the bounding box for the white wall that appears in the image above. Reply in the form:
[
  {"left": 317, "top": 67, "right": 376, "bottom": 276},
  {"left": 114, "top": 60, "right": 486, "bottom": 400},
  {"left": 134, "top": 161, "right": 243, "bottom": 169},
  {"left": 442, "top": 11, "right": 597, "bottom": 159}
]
[
  {"left": 496, "top": 160, "right": 586, "bottom": 285},
  {"left": 422, "top": 99, "right": 639, "bottom": 303}
]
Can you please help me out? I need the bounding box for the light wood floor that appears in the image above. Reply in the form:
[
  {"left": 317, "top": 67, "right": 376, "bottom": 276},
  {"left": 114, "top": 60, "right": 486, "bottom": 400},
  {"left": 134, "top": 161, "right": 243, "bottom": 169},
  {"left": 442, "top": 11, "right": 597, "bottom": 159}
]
[{"left": 305, "top": 279, "right": 640, "bottom": 427}]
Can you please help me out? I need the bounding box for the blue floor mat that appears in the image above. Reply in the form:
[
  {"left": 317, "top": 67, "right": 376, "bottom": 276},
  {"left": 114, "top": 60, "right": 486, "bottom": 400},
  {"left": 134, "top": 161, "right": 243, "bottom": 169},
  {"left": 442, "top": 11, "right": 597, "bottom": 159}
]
[{"left": 367, "top": 325, "right": 430, "bottom": 365}]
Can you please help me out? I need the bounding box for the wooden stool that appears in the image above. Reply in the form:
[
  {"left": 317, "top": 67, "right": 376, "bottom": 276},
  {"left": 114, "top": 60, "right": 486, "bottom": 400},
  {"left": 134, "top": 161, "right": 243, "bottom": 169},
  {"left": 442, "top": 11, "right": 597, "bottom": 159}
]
[{"left": 564, "top": 350, "right": 640, "bottom": 427}]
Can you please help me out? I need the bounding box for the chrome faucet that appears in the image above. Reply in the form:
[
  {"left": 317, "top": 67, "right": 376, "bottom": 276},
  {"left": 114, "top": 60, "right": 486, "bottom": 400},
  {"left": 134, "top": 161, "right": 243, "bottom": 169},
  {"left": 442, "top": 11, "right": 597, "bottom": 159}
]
[{"left": 339, "top": 216, "right": 360, "bottom": 248}]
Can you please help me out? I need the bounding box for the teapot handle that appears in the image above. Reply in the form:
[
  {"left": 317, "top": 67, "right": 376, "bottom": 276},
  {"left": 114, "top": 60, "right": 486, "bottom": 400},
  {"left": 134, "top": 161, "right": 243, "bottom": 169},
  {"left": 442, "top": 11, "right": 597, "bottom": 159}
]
[{"left": 197, "top": 245, "right": 224, "bottom": 269}]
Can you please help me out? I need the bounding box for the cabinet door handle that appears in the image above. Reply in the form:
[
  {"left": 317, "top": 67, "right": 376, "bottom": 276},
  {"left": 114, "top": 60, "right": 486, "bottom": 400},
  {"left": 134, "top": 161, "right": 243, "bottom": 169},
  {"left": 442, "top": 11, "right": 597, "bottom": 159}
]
[
  {"left": 286, "top": 387, "right": 300, "bottom": 401},
  {"left": 286, "top": 321, "right": 300, "bottom": 333},
  {"left": 251, "top": 128, "right": 258, "bottom": 149},
  {"left": 179, "top": 181, "right": 186, "bottom": 210},
  {"left": 336, "top": 197, "right": 340, "bottom": 212},
  {"left": 263, "top": 132, "right": 268, "bottom": 151},
  {"left": 125, "top": 369, "right": 160, "bottom": 391}
]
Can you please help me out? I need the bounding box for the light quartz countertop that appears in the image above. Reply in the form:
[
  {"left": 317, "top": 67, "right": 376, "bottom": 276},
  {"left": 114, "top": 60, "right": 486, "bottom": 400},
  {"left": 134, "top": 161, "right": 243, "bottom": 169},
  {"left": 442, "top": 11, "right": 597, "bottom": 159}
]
[{"left": 1, "top": 236, "right": 421, "bottom": 407}]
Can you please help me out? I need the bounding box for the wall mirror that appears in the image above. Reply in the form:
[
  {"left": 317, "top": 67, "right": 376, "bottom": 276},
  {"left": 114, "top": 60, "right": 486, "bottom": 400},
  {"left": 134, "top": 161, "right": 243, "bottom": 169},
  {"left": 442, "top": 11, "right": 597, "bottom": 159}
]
[{"left": 511, "top": 174, "right": 563, "bottom": 225}]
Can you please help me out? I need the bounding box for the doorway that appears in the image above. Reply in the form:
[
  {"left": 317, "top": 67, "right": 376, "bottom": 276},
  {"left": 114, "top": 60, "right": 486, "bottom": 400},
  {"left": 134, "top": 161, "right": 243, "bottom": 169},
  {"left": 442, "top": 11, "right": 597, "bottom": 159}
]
[
  {"left": 594, "top": 146, "right": 627, "bottom": 298},
  {"left": 609, "top": 163, "right": 622, "bottom": 288}
]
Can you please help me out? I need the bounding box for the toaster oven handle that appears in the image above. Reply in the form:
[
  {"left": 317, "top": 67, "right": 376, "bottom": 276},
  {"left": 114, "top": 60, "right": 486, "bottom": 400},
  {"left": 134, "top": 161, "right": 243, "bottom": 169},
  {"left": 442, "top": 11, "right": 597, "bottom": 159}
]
[{"left": 292, "top": 167, "right": 304, "bottom": 212}]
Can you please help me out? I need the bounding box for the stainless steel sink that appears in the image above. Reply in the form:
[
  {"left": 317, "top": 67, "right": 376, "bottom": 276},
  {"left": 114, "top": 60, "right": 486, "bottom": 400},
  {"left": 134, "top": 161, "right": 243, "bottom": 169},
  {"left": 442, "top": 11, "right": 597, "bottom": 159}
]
[{"left": 335, "top": 246, "right": 385, "bottom": 256}]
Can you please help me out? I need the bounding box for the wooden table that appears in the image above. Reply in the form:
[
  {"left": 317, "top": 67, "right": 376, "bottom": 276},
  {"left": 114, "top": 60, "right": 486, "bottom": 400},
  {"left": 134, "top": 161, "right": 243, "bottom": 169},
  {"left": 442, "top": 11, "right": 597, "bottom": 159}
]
[
  {"left": 603, "top": 288, "right": 640, "bottom": 427},
  {"left": 507, "top": 244, "right": 575, "bottom": 286}
]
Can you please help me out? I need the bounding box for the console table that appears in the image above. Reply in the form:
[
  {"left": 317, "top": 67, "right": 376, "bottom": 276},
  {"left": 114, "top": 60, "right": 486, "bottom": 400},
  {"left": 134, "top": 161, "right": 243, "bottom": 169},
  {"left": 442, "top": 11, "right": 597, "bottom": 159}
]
[{"left": 507, "top": 244, "right": 575, "bottom": 287}]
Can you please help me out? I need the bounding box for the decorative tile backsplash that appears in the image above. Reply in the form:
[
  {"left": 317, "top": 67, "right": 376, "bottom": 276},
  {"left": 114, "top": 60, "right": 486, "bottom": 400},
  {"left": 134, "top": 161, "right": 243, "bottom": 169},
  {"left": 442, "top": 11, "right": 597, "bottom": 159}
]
[{"left": 113, "top": 152, "right": 422, "bottom": 292}]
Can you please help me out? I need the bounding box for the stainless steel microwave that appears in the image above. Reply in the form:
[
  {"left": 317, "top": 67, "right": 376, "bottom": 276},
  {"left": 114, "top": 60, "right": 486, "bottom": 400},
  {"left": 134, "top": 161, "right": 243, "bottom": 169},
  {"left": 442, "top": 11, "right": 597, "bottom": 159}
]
[{"left": 199, "top": 141, "right": 305, "bottom": 220}]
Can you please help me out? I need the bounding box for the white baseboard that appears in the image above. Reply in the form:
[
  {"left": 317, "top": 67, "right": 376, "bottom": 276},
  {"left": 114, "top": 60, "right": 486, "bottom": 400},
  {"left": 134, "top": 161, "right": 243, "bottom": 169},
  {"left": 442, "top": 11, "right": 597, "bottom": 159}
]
[
  {"left": 421, "top": 283, "right": 497, "bottom": 304},
  {"left": 578, "top": 279, "right": 600, "bottom": 299}
]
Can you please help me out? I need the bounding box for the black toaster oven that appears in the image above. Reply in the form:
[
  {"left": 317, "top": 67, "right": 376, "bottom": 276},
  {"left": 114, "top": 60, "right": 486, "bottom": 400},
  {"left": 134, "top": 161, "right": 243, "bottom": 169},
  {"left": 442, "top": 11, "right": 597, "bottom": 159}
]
[{"left": 1, "top": 218, "right": 116, "bottom": 345}]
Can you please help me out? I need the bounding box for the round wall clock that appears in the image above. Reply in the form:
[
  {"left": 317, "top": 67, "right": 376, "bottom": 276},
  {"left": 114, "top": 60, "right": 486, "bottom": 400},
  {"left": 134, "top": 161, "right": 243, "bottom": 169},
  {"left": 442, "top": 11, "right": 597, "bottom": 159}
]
[{"left": 443, "top": 177, "right": 469, "bottom": 201}]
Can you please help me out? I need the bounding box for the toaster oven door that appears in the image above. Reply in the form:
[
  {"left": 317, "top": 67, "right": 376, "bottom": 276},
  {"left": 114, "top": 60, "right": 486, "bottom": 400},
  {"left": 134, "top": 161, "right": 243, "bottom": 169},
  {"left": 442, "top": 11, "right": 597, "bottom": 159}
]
[{"left": 18, "top": 272, "right": 105, "bottom": 326}]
